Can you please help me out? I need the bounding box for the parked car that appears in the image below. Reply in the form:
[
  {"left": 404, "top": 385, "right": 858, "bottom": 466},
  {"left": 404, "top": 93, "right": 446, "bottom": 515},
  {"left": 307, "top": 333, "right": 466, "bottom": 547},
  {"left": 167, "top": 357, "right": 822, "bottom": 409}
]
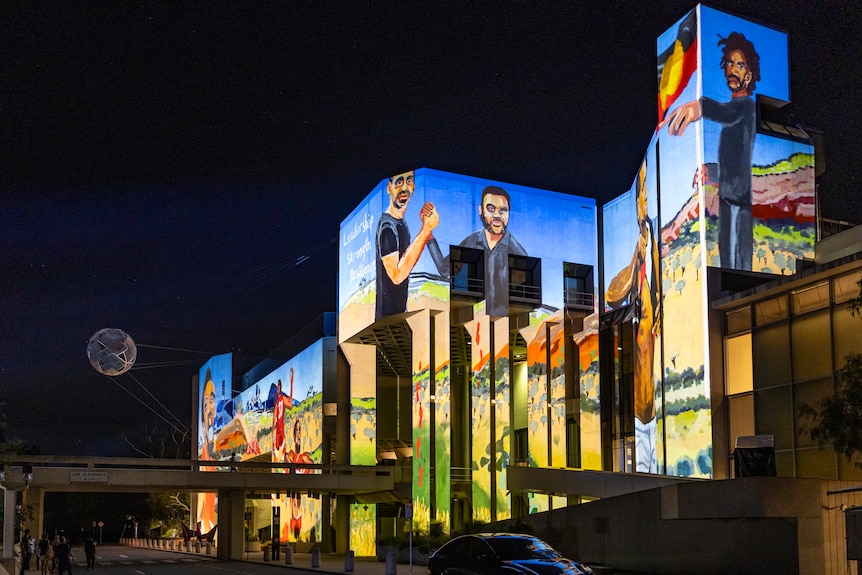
[{"left": 427, "top": 533, "right": 593, "bottom": 575}]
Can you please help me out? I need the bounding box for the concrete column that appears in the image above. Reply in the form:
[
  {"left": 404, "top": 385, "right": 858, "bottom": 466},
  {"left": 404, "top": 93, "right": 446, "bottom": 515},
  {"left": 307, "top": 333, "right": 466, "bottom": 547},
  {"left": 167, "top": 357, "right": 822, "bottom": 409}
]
[
  {"left": 334, "top": 494, "right": 350, "bottom": 554},
  {"left": 22, "top": 488, "right": 45, "bottom": 541},
  {"left": 2, "top": 489, "right": 17, "bottom": 559},
  {"left": 217, "top": 489, "right": 246, "bottom": 560}
]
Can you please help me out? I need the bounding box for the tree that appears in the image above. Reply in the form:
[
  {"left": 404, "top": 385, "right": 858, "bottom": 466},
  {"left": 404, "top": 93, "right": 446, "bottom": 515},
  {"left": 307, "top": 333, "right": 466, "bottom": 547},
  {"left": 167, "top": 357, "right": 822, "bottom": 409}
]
[
  {"left": 122, "top": 421, "right": 191, "bottom": 459},
  {"left": 145, "top": 492, "right": 190, "bottom": 538},
  {"left": 799, "top": 278, "right": 862, "bottom": 463},
  {"left": 799, "top": 354, "right": 862, "bottom": 463},
  {"left": 850, "top": 277, "right": 862, "bottom": 318}
]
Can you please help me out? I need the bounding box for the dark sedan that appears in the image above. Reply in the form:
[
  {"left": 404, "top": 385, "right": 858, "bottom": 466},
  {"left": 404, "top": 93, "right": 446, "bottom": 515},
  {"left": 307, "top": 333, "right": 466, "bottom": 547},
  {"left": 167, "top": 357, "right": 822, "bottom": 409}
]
[{"left": 427, "top": 533, "right": 593, "bottom": 575}]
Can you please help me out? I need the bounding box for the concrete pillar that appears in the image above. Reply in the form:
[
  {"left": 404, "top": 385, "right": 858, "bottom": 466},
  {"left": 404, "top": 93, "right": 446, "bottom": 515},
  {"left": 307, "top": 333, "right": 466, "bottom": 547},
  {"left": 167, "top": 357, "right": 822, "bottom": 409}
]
[
  {"left": 3, "top": 489, "right": 18, "bottom": 559},
  {"left": 334, "top": 494, "right": 350, "bottom": 554},
  {"left": 22, "top": 488, "right": 45, "bottom": 542},
  {"left": 217, "top": 488, "right": 246, "bottom": 560}
]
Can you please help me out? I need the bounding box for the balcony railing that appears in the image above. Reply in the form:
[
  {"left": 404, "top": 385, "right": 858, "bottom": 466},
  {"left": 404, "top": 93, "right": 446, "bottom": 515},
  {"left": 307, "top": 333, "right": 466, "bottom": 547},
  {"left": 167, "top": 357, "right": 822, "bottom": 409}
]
[
  {"left": 451, "top": 277, "right": 484, "bottom": 297},
  {"left": 565, "top": 289, "right": 595, "bottom": 309},
  {"left": 509, "top": 282, "right": 541, "bottom": 303}
]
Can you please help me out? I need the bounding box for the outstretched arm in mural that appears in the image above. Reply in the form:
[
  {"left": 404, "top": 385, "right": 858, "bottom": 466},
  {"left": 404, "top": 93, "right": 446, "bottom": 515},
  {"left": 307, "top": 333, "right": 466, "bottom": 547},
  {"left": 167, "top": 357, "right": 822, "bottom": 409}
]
[
  {"left": 425, "top": 236, "right": 450, "bottom": 278},
  {"left": 659, "top": 99, "right": 702, "bottom": 136},
  {"left": 380, "top": 203, "right": 439, "bottom": 284}
]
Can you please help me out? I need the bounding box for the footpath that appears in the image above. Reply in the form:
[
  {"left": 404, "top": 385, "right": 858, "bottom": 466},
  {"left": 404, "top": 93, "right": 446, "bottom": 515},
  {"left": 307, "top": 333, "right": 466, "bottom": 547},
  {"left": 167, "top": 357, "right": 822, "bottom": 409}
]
[{"left": 125, "top": 539, "right": 421, "bottom": 575}]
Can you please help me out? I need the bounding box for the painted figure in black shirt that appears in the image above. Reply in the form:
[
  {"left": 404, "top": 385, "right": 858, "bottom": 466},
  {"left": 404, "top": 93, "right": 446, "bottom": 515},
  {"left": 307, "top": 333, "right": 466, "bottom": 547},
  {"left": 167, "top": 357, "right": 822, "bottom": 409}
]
[
  {"left": 375, "top": 171, "right": 439, "bottom": 319},
  {"left": 661, "top": 32, "right": 760, "bottom": 270}
]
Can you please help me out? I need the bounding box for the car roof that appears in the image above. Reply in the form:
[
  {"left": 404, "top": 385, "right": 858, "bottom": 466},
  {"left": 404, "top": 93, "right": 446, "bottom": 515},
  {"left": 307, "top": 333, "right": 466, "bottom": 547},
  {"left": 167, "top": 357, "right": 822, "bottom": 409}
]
[{"left": 471, "top": 533, "right": 538, "bottom": 539}]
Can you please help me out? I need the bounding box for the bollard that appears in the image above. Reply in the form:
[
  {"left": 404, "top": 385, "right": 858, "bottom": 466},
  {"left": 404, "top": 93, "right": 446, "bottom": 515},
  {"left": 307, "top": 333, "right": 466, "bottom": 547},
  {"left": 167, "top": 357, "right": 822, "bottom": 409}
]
[
  {"left": 344, "top": 549, "right": 355, "bottom": 572},
  {"left": 284, "top": 546, "right": 293, "bottom": 565},
  {"left": 195, "top": 539, "right": 202, "bottom": 553},
  {"left": 263, "top": 546, "right": 271, "bottom": 562},
  {"left": 385, "top": 551, "right": 397, "bottom": 575},
  {"left": 206, "top": 541, "right": 212, "bottom": 555},
  {"left": 311, "top": 547, "right": 320, "bottom": 568}
]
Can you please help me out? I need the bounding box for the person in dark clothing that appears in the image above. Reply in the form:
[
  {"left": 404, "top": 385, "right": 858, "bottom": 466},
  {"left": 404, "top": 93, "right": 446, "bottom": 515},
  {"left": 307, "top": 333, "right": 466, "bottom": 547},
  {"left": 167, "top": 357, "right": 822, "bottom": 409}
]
[
  {"left": 375, "top": 170, "right": 439, "bottom": 319},
  {"left": 84, "top": 537, "right": 96, "bottom": 570},
  {"left": 20, "top": 529, "right": 33, "bottom": 573},
  {"left": 37, "top": 535, "right": 50, "bottom": 571},
  {"left": 53, "top": 537, "right": 73, "bottom": 575},
  {"left": 661, "top": 31, "right": 761, "bottom": 270}
]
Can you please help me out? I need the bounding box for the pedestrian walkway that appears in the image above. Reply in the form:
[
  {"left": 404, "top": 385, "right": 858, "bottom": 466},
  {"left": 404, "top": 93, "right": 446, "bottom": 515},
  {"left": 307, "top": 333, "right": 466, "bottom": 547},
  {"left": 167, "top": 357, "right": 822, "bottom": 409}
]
[
  {"left": 125, "top": 541, "right": 419, "bottom": 575},
  {"left": 243, "top": 549, "right": 415, "bottom": 574}
]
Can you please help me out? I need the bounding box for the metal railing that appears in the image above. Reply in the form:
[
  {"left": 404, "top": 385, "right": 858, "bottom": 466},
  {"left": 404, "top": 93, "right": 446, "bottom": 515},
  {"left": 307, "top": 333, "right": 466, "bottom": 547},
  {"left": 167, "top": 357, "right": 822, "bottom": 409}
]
[
  {"left": 564, "top": 289, "right": 595, "bottom": 308},
  {"left": 509, "top": 283, "right": 541, "bottom": 301}
]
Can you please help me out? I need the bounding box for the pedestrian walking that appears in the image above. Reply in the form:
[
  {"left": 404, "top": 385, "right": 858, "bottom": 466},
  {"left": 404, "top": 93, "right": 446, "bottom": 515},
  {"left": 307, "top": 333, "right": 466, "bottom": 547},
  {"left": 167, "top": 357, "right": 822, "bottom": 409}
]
[
  {"left": 36, "top": 534, "right": 50, "bottom": 571},
  {"left": 53, "top": 537, "right": 72, "bottom": 575},
  {"left": 83, "top": 537, "right": 96, "bottom": 570},
  {"left": 41, "top": 537, "right": 54, "bottom": 575},
  {"left": 20, "top": 529, "right": 33, "bottom": 573}
]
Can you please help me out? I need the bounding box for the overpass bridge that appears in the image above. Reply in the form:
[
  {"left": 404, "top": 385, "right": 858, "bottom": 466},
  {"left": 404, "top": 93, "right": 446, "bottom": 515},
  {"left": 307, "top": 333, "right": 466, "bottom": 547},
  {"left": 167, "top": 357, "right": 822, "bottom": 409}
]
[{"left": 1, "top": 456, "right": 396, "bottom": 562}]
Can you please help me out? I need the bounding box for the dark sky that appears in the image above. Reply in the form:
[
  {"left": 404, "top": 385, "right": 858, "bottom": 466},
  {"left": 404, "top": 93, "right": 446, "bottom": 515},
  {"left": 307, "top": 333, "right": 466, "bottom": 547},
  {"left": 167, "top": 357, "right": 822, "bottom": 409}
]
[{"left": 3, "top": 1, "right": 862, "bottom": 456}]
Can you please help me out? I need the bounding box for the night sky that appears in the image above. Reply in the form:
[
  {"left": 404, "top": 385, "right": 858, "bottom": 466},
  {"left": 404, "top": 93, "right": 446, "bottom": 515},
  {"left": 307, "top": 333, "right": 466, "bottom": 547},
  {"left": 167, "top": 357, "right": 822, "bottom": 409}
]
[{"left": 3, "top": 2, "right": 861, "bottom": 456}]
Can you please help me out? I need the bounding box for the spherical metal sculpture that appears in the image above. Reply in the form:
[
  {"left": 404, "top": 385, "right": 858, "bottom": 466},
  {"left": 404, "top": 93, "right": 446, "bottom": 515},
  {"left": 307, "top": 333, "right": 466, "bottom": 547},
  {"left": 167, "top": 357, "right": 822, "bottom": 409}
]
[{"left": 87, "top": 328, "right": 137, "bottom": 376}]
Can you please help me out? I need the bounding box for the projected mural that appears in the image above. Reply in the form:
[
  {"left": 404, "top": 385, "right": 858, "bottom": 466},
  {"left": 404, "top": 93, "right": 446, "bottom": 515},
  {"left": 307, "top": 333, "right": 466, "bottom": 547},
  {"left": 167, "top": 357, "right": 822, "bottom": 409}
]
[
  {"left": 601, "top": 5, "right": 813, "bottom": 478},
  {"left": 254, "top": 340, "right": 324, "bottom": 544},
  {"left": 196, "top": 352, "right": 233, "bottom": 537},
  {"left": 350, "top": 503, "right": 376, "bottom": 557},
  {"left": 198, "top": 353, "right": 233, "bottom": 462},
  {"left": 338, "top": 169, "right": 597, "bottom": 342},
  {"left": 604, "top": 151, "right": 666, "bottom": 474},
  {"left": 658, "top": 6, "right": 812, "bottom": 274},
  {"left": 339, "top": 169, "right": 598, "bottom": 524}
]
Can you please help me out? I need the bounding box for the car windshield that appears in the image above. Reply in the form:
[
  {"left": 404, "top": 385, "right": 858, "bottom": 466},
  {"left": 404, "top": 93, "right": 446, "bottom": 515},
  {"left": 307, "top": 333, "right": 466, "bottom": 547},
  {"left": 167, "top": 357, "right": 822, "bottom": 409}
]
[{"left": 486, "top": 537, "right": 562, "bottom": 561}]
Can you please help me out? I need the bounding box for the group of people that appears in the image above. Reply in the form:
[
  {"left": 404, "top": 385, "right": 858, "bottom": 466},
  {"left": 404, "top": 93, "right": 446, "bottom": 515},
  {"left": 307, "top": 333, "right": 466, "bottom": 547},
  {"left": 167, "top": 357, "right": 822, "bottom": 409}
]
[{"left": 19, "top": 529, "right": 97, "bottom": 574}]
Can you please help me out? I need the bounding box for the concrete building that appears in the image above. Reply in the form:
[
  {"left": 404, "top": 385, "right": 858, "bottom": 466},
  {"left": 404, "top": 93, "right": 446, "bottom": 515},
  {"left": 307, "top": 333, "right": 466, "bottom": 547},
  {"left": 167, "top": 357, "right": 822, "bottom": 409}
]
[{"left": 187, "top": 4, "right": 862, "bottom": 572}]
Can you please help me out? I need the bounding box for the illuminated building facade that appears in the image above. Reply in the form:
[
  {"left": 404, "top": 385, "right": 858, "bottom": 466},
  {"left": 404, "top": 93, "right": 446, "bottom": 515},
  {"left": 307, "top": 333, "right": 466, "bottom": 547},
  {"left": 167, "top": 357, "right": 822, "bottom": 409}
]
[{"left": 189, "top": 4, "right": 862, "bottom": 562}]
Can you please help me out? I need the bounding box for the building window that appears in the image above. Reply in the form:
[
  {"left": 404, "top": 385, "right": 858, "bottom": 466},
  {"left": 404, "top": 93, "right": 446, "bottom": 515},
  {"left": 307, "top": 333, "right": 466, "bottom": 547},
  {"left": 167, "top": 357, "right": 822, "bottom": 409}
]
[
  {"left": 834, "top": 302, "right": 862, "bottom": 368},
  {"left": 793, "top": 378, "right": 831, "bottom": 449},
  {"left": 513, "top": 428, "right": 528, "bottom": 465},
  {"left": 509, "top": 255, "right": 541, "bottom": 303},
  {"left": 755, "top": 296, "right": 788, "bottom": 326},
  {"left": 725, "top": 334, "right": 753, "bottom": 395},
  {"left": 833, "top": 270, "right": 862, "bottom": 305},
  {"left": 728, "top": 393, "right": 754, "bottom": 457},
  {"left": 566, "top": 418, "right": 581, "bottom": 468},
  {"left": 755, "top": 386, "right": 793, "bottom": 451},
  {"left": 791, "top": 310, "right": 832, "bottom": 382},
  {"left": 564, "top": 262, "right": 595, "bottom": 309},
  {"left": 726, "top": 306, "right": 751, "bottom": 335},
  {"left": 753, "top": 322, "right": 791, "bottom": 389},
  {"left": 450, "top": 246, "right": 484, "bottom": 296},
  {"left": 791, "top": 281, "right": 829, "bottom": 315}
]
